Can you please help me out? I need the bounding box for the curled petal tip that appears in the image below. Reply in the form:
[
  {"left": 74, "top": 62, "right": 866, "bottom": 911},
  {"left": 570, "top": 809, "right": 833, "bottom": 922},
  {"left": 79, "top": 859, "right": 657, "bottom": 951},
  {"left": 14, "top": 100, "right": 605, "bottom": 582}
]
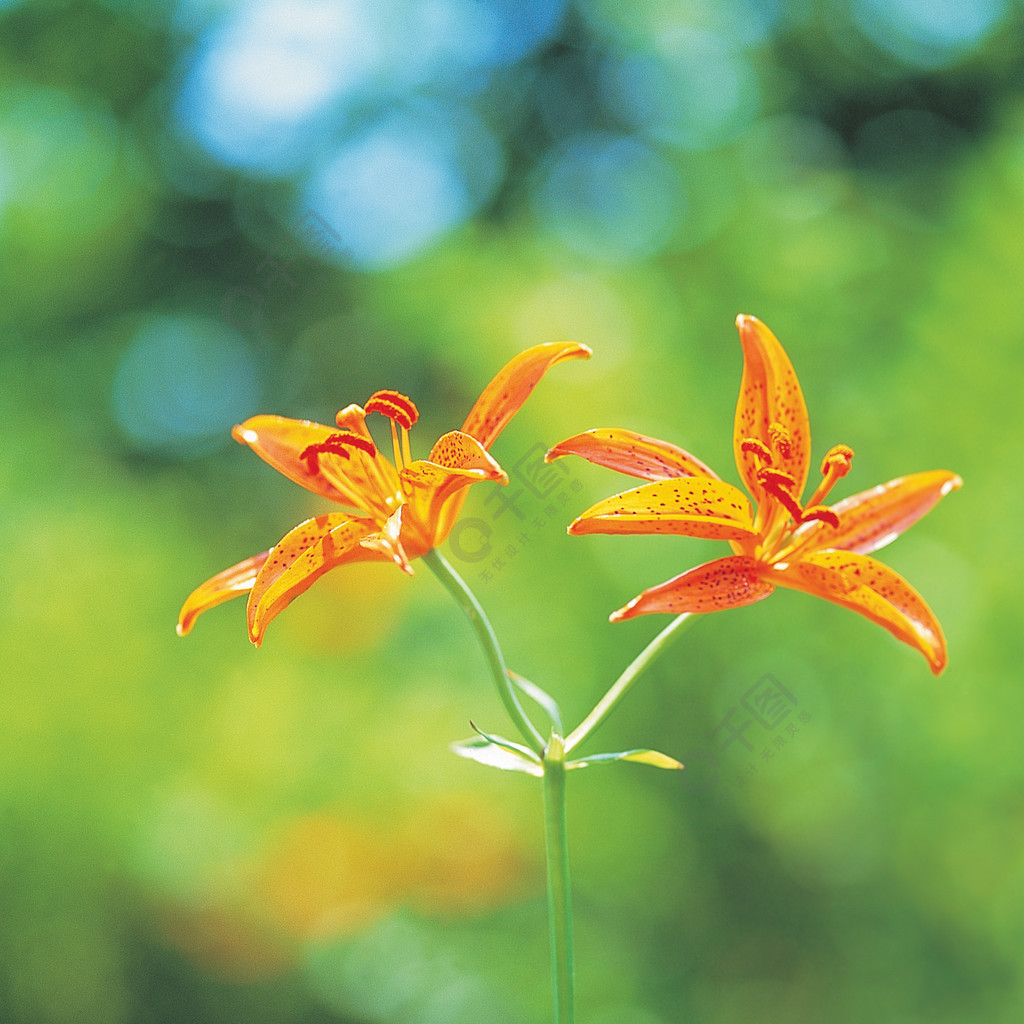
[
  {"left": 552, "top": 340, "right": 593, "bottom": 360},
  {"left": 175, "top": 622, "right": 187, "bottom": 637},
  {"left": 944, "top": 474, "right": 964, "bottom": 495},
  {"left": 609, "top": 594, "right": 645, "bottom": 622}
]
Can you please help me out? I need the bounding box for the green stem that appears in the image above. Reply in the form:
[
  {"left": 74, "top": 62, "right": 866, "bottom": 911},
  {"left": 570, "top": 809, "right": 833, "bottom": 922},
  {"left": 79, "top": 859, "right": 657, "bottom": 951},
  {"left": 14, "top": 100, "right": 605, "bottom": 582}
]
[
  {"left": 565, "top": 613, "right": 698, "bottom": 754},
  {"left": 423, "top": 548, "right": 545, "bottom": 753},
  {"left": 543, "top": 734, "right": 574, "bottom": 1024}
]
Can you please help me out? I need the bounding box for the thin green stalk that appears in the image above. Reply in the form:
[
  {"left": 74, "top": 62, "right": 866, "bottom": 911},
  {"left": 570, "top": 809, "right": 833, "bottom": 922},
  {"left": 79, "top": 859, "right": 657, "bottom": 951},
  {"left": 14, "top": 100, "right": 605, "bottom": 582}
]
[
  {"left": 423, "top": 548, "right": 545, "bottom": 753},
  {"left": 543, "top": 734, "right": 574, "bottom": 1024},
  {"left": 565, "top": 613, "right": 698, "bottom": 753}
]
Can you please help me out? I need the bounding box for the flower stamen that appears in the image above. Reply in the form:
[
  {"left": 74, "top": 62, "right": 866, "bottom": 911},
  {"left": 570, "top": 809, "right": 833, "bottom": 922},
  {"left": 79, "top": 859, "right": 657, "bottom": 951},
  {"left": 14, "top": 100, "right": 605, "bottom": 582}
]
[
  {"left": 805, "top": 444, "right": 854, "bottom": 509},
  {"left": 760, "top": 469, "right": 804, "bottom": 522},
  {"left": 300, "top": 432, "right": 376, "bottom": 474},
  {"left": 741, "top": 438, "right": 773, "bottom": 464},
  {"left": 365, "top": 390, "right": 419, "bottom": 430},
  {"left": 366, "top": 390, "right": 419, "bottom": 473},
  {"left": 798, "top": 504, "right": 841, "bottom": 529}
]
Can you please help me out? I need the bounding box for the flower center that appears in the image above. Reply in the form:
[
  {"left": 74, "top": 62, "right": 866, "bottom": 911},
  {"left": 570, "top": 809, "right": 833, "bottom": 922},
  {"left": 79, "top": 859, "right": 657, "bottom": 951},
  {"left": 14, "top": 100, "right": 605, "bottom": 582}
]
[{"left": 741, "top": 427, "right": 854, "bottom": 556}]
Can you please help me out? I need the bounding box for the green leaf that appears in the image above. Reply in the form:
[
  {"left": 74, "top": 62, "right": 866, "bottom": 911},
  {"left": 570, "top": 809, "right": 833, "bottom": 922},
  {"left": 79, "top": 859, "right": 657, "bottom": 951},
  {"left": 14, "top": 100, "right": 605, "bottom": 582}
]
[
  {"left": 451, "top": 737, "right": 544, "bottom": 776},
  {"left": 507, "top": 670, "right": 563, "bottom": 734},
  {"left": 469, "top": 721, "right": 542, "bottom": 759},
  {"left": 566, "top": 748, "right": 684, "bottom": 771}
]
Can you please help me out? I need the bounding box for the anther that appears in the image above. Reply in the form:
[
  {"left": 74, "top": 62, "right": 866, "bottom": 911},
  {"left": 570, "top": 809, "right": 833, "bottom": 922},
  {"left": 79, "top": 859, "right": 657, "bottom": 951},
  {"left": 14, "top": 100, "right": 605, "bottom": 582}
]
[
  {"left": 758, "top": 467, "right": 797, "bottom": 491},
  {"left": 741, "top": 438, "right": 773, "bottom": 464},
  {"left": 365, "top": 390, "right": 419, "bottom": 430},
  {"left": 759, "top": 468, "right": 803, "bottom": 521},
  {"left": 768, "top": 423, "right": 792, "bottom": 459},
  {"left": 300, "top": 432, "right": 376, "bottom": 473},
  {"left": 799, "top": 505, "right": 841, "bottom": 530}
]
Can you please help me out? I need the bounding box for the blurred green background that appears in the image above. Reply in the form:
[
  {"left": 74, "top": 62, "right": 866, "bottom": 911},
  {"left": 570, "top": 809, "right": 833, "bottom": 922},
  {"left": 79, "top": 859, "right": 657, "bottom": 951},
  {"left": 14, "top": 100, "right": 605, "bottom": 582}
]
[{"left": 1, "top": 0, "right": 1019, "bottom": 1021}]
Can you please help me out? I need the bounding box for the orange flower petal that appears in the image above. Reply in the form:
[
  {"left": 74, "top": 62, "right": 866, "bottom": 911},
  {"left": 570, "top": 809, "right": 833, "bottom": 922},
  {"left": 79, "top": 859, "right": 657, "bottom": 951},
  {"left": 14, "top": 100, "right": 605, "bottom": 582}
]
[
  {"left": 460, "top": 341, "right": 592, "bottom": 450},
  {"left": 733, "top": 315, "right": 811, "bottom": 502},
  {"left": 568, "top": 478, "right": 758, "bottom": 541},
  {"left": 247, "top": 515, "right": 382, "bottom": 646},
  {"left": 546, "top": 428, "right": 721, "bottom": 482},
  {"left": 177, "top": 550, "right": 271, "bottom": 636},
  {"left": 399, "top": 431, "right": 508, "bottom": 548},
  {"left": 789, "top": 470, "right": 962, "bottom": 557},
  {"left": 233, "top": 415, "right": 398, "bottom": 517},
  {"left": 610, "top": 555, "right": 775, "bottom": 621},
  {"left": 359, "top": 505, "right": 416, "bottom": 574},
  {"left": 770, "top": 551, "right": 947, "bottom": 673}
]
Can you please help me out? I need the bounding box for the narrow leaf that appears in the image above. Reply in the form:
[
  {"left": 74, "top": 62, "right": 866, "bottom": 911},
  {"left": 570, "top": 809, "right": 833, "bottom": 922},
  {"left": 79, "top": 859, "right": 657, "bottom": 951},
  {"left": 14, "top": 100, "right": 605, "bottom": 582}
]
[
  {"left": 567, "top": 748, "right": 684, "bottom": 771},
  {"left": 508, "top": 670, "right": 563, "bottom": 734},
  {"left": 469, "top": 722, "right": 543, "bottom": 762},
  {"left": 451, "top": 737, "right": 543, "bottom": 776}
]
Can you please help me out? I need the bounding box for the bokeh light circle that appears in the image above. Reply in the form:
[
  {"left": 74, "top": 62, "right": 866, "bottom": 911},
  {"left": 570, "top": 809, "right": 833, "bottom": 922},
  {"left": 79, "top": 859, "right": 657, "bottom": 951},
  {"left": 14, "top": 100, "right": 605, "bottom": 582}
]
[
  {"left": 848, "top": 0, "right": 1007, "bottom": 69},
  {"left": 176, "top": 0, "right": 383, "bottom": 175},
  {"left": 600, "top": 30, "right": 760, "bottom": 152},
  {"left": 112, "top": 313, "right": 264, "bottom": 457},
  {"left": 303, "top": 102, "right": 503, "bottom": 270},
  {"left": 532, "top": 132, "right": 683, "bottom": 264}
]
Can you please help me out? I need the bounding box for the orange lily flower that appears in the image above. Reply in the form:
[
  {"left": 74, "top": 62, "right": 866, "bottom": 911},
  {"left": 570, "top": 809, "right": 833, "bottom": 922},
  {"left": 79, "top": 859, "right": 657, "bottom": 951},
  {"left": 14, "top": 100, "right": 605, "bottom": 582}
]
[
  {"left": 178, "top": 342, "right": 590, "bottom": 645},
  {"left": 547, "top": 316, "right": 961, "bottom": 674}
]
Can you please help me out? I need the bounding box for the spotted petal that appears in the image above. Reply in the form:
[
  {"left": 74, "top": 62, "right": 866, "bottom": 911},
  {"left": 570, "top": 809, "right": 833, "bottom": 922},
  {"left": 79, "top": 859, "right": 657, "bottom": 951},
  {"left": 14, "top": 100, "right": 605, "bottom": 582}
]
[
  {"left": 733, "top": 315, "right": 811, "bottom": 502},
  {"left": 568, "top": 478, "right": 758, "bottom": 541},
  {"left": 610, "top": 555, "right": 775, "bottom": 621},
  {"left": 789, "top": 470, "right": 962, "bottom": 557},
  {"left": 546, "top": 428, "right": 720, "bottom": 482},
  {"left": 247, "top": 514, "right": 382, "bottom": 646},
  {"left": 233, "top": 414, "right": 398, "bottom": 517},
  {"left": 770, "top": 550, "right": 947, "bottom": 673},
  {"left": 177, "top": 550, "right": 271, "bottom": 636},
  {"left": 400, "top": 431, "right": 508, "bottom": 549},
  {"left": 461, "top": 341, "right": 592, "bottom": 450}
]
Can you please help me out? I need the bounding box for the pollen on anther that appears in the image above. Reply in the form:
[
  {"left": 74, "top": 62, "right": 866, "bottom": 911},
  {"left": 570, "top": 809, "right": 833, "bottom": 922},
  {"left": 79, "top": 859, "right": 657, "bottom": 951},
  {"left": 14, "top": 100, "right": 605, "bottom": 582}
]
[
  {"left": 758, "top": 467, "right": 797, "bottom": 490},
  {"left": 741, "top": 438, "right": 773, "bottom": 464},
  {"left": 300, "top": 431, "right": 376, "bottom": 473},
  {"left": 759, "top": 468, "right": 803, "bottom": 519},
  {"left": 800, "top": 505, "right": 841, "bottom": 529},
  {"left": 366, "top": 390, "right": 419, "bottom": 429}
]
